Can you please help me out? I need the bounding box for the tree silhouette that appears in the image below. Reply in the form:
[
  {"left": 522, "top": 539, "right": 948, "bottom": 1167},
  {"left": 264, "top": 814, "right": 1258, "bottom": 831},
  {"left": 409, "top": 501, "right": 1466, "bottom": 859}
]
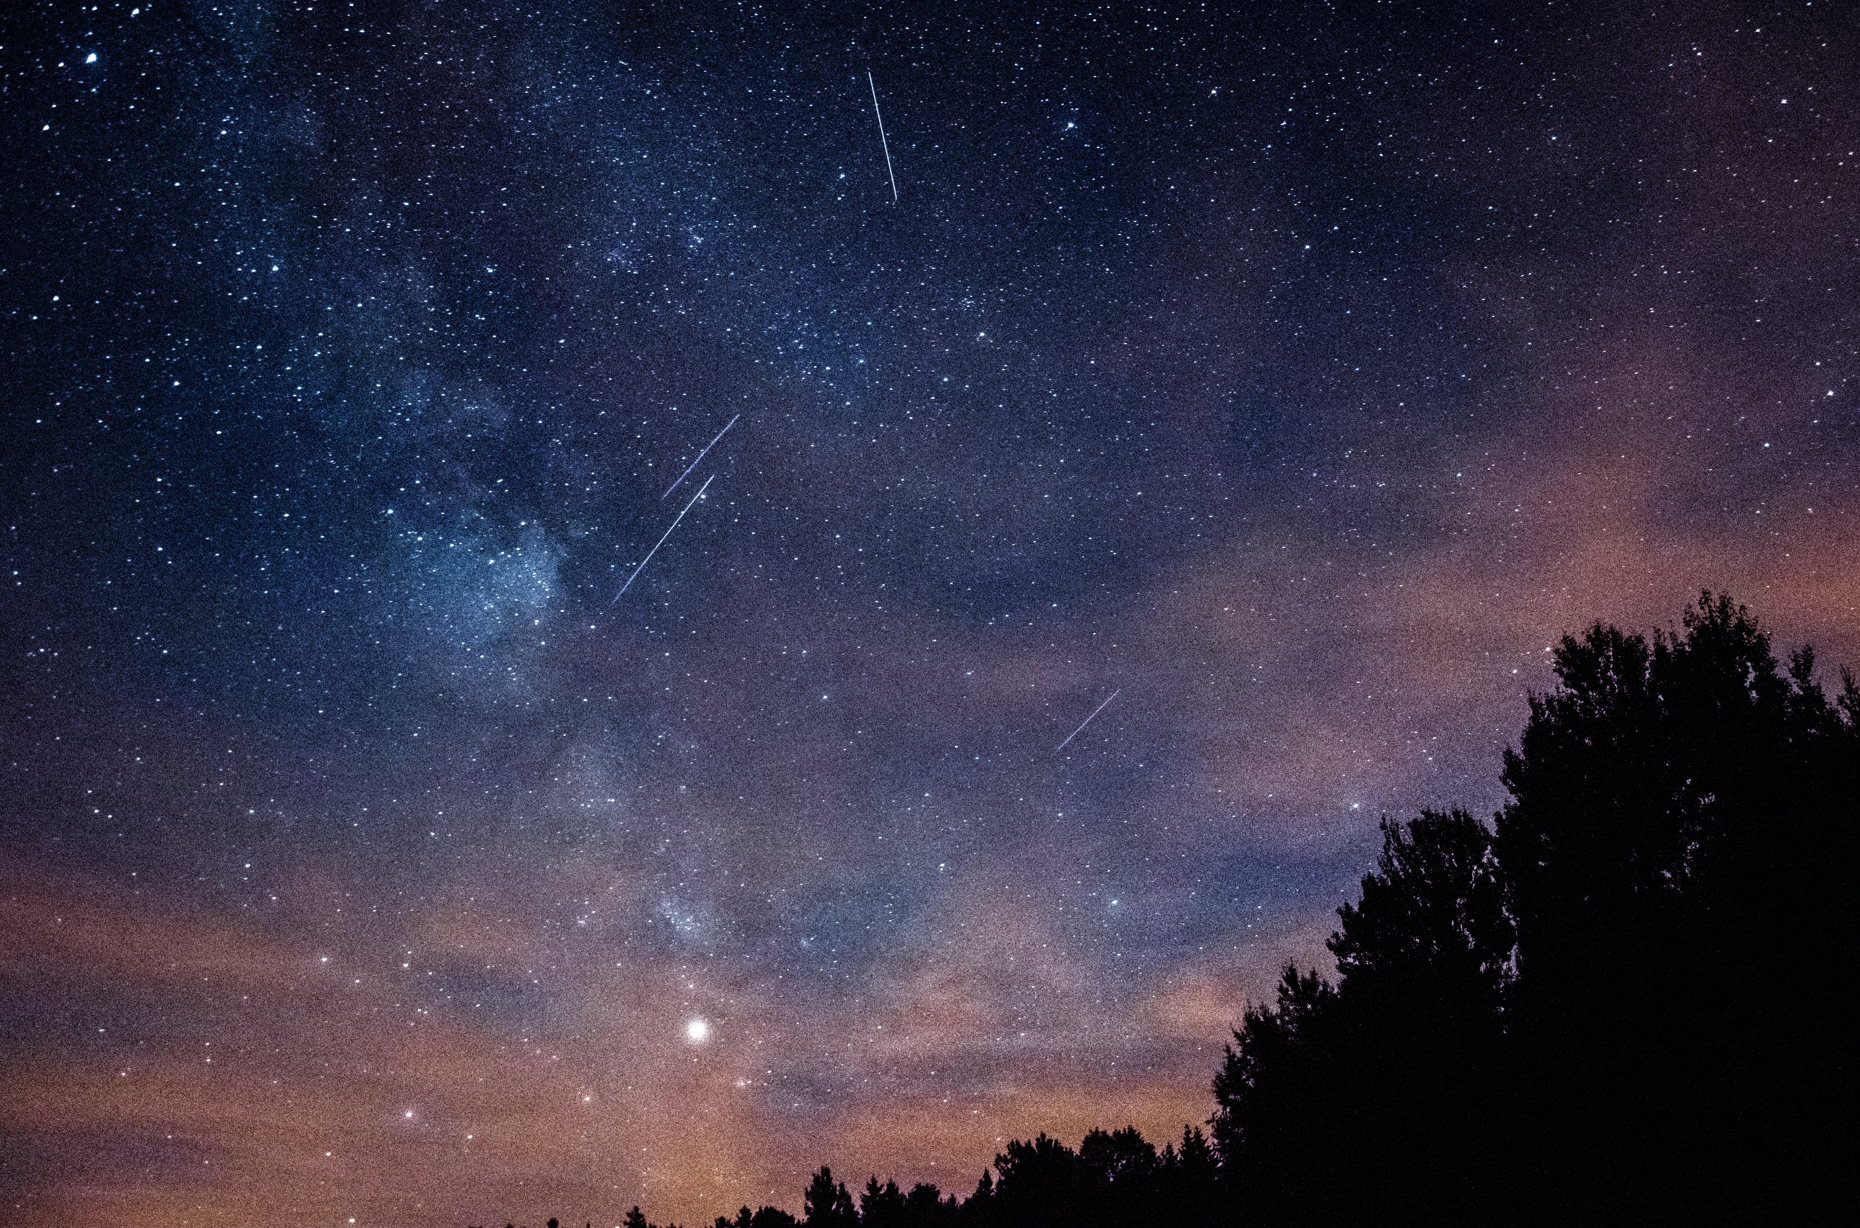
[
  {"left": 1212, "top": 592, "right": 1858, "bottom": 1226},
  {"left": 1326, "top": 808, "right": 1516, "bottom": 1223},
  {"left": 901, "top": 1182, "right": 957, "bottom": 1227},
  {"left": 1331, "top": 809, "right": 1511, "bottom": 1002},
  {"left": 988, "top": 1133, "right": 1086, "bottom": 1227},
  {"left": 714, "top": 1207, "right": 798, "bottom": 1228},
  {"left": 1162, "top": 1126, "right": 1218, "bottom": 1227},
  {"left": 1211, "top": 964, "right": 1345, "bottom": 1226},
  {"left": 859, "top": 1177, "right": 904, "bottom": 1228},
  {"left": 1496, "top": 592, "right": 1859, "bottom": 1223},
  {"left": 803, "top": 1167, "right": 857, "bottom": 1228}
]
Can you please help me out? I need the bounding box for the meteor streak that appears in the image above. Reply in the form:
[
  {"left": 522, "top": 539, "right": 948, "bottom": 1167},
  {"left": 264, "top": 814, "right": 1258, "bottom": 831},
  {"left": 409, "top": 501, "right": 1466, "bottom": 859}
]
[
  {"left": 613, "top": 474, "right": 714, "bottom": 604},
  {"left": 868, "top": 71, "right": 898, "bottom": 204},
  {"left": 1056, "top": 689, "right": 1121, "bottom": 751},
  {"left": 663, "top": 414, "right": 739, "bottom": 499}
]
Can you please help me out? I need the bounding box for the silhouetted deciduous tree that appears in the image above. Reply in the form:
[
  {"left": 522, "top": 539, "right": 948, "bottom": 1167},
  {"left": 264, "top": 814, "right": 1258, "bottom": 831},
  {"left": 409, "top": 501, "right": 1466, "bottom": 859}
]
[
  {"left": 1327, "top": 808, "right": 1515, "bottom": 1224},
  {"left": 1332, "top": 809, "right": 1511, "bottom": 1002},
  {"left": 989, "top": 1133, "right": 1087, "bottom": 1228},
  {"left": 1213, "top": 592, "right": 1858, "bottom": 1226},
  {"left": 1211, "top": 964, "right": 1342, "bottom": 1226},
  {"left": 1497, "top": 593, "right": 1858, "bottom": 1224}
]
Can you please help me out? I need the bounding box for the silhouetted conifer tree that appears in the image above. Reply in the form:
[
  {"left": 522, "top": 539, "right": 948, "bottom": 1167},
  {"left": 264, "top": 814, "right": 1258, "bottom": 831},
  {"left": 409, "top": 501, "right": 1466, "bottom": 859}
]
[
  {"left": 959, "top": 1168, "right": 996, "bottom": 1228},
  {"left": 1162, "top": 1126, "right": 1219, "bottom": 1227},
  {"left": 860, "top": 1177, "right": 904, "bottom": 1228},
  {"left": 716, "top": 1207, "right": 798, "bottom": 1228},
  {"left": 902, "top": 1182, "right": 958, "bottom": 1228},
  {"left": 803, "top": 1166, "right": 857, "bottom": 1228}
]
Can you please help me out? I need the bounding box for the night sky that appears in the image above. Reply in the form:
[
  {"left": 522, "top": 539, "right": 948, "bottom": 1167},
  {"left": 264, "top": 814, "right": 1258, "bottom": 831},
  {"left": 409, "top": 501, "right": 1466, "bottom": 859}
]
[{"left": 4, "top": 1, "right": 1857, "bottom": 1225}]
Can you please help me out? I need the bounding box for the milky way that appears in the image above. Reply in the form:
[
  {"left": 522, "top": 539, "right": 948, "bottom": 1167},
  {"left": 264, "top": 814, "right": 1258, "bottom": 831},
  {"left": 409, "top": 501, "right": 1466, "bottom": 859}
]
[{"left": 4, "top": 3, "right": 1857, "bottom": 1225}]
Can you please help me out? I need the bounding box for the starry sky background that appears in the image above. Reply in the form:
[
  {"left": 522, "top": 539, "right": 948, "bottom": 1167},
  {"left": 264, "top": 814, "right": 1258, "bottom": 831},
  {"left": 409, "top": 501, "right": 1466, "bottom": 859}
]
[{"left": 3, "top": 1, "right": 1857, "bottom": 1225}]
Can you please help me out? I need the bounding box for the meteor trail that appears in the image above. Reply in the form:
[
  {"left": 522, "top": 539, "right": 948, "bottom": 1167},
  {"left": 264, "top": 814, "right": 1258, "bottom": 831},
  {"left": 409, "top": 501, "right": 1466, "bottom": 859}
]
[
  {"left": 868, "top": 71, "right": 898, "bottom": 204},
  {"left": 1056, "top": 689, "right": 1121, "bottom": 751},
  {"left": 663, "top": 413, "right": 739, "bottom": 499},
  {"left": 613, "top": 474, "right": 714, "bottom": 604}
]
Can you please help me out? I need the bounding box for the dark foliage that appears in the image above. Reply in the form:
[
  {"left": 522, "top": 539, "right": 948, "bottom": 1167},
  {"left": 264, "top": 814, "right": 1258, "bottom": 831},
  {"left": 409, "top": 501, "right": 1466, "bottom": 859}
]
[
  {"left": 804, "top": 1167, "right": 859, "bottom": 1228},
  {"left": 1494, "top": 593, "right": 1858, "bottom": 1224},
  {"left": 966, "top": 1127, "right": 1219, "bottom": 1228},
  {"left": 714, "top": 1206, "right": 800, "bottom": 1228},
  {"left": 857, "top": 1174, "right": 959, "bottom": 1228},
  {"left": 1213, "top": 592, "right": 1858, "bottom": 1225},
  {"left": 515, "top": 1123, "right": 1221, "bottom": 1228}
]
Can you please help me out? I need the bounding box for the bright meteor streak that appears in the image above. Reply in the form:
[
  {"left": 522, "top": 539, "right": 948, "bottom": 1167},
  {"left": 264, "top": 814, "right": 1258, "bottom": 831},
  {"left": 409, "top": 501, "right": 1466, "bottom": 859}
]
[
  {"left": 868, "top": 71, "right": 898, "bottom": 204},
  {"left": 614, "top": 474, "right": 714, "bottom": 604},
  {"left": 1056, "top": 689, "right": 1121, "bottom": 751},
  {"left": 663, "top": 414, "right": 739, "bottom": 500}
]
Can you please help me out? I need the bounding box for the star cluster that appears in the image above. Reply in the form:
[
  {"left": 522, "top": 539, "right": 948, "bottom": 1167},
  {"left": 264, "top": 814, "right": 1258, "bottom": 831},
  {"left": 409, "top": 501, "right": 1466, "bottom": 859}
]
[{"left": 3, "top": 2, "right": 1857, "bottom": 1225}]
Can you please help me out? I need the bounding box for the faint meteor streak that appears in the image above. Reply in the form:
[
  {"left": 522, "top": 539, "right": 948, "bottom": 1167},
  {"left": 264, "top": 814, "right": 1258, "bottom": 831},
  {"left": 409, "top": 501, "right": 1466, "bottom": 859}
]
[
  {"left": 1056, "top": 689, "right": 1121, "bottom": 751},
  {"left": 613, "top": 474, "right": 714, "bottom": 604},
  {"left": 868, "top": 71, "right": 898, "bottom": 204},
  {"left": 663, "top": 413, "right": 739, "bottom": 499}
]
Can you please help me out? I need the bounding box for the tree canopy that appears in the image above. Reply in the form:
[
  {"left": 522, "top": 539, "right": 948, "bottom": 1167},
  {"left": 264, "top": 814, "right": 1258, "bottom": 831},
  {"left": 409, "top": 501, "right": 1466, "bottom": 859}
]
[{"left": 1213, "top": 592, "right": 1857, "bottom": 1225}]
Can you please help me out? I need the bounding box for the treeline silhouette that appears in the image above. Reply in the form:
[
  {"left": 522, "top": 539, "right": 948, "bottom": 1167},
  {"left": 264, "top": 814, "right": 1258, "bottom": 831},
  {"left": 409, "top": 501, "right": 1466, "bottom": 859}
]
[
  {"left": 484, "top": 594, "right": 1855, "bottom": 1228},
  {"left": 476, "top": 1133, "right": 1217, "bottom": 1228},
  {"left": 506, "top": 1128, "right": 1219, "bottom": 1228}
]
